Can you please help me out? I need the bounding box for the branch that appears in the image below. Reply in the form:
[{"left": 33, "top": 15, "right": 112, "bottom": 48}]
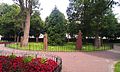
[
  {"left": 103, "top": 0, "right": 114, "bottom": 11},
  {"left": 26, "top": 0, "right": 28, "bottom": 8},
  {"left": 18, "top": 0, "right": 25, "bottom": 10},
  {"left": 12, "top": 0, "right": 20, "bottom": 6}
]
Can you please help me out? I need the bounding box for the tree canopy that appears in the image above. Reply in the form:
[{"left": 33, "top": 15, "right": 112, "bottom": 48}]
[
  {"left": 30, "top": 11, "right": 44, "bottom": 42},
  {"left": 66, "top": 0, "right": 118, "bottom": 47},
  {"left": 67, "top": 0, "right": 116, "bottom": 37},
  {"left": 45, "top": 7, "right": 66, "bottom": 46},
  {"left": 0, "top": 4, "right": 21, "bottom": 39},
  {"left": 0, "top": 3, "right": 43, "bottom": 42}
]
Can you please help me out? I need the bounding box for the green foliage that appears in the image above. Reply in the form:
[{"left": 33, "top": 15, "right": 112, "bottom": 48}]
[
  {"left": 0, "top": 3, "right": 21, "bottom": 38},
  {"left": 114, "top": 61, "right": 120, "bottom": 72},
  {"left": 45, "top": 7, "right": 66, "bottom": 46},
  {"left": 40, "top": 58, "right": 47, "bottom": 64},
  {"left": 66, "top": 21, "right": 79, "bottom": 38},
  {"left": 67, "top": 0, "right": 118, "bottom": 38},
  {"left": 100, "top": 9, "right": 118, "bottom": 38},
  {"left": 0, "top": 3, "right": 43, "bottom": 41},
  {"left": 23, "top": 56, "right": 33, "bottom": 63},
  {"left": 116, "top": 23, "right": 120, "bottom": 37},
  {"left": 9, "top": 54, "right": 16, "bottom": 59},
  {"left": 30, "top": 11, "right": 44, "bottom": 37}
]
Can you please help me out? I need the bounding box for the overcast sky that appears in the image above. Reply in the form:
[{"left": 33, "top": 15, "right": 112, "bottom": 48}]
[
  {"left": 112, "top": 0, "right": 120, "bottom": 22},
  {"left": 0, "top": 0, "right": 120, "bottom": 22}
]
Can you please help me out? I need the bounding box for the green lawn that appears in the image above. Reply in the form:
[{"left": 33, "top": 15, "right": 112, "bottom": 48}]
[
  {"left": 82, "top": 44, "right": 111, "bottom": 52},
  {"left": 0, "top": 40, "right": 8, "bottom": 42},
  {"left": 114, "top": 61, "right": 120, "bottom": 72},
  {"left": 6, "top": 42, "right": 111, "bottom": 52}
]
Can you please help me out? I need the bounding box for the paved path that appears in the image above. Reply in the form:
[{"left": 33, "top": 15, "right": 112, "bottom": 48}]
[{"left": 0, "top": 44, "right": 120, "bottom": 72}]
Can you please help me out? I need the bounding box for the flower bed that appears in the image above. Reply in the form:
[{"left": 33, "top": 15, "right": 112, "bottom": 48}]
[{"left": 0, "top": 55, "right": 58, "bottom": 72}]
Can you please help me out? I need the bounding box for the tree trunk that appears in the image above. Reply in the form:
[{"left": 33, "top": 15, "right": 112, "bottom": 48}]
[
  {"left": 21, "top": 11, "right": 30, "bottom": 47},
  {"left": 17, "top": 36, "right": 19, "bottom": 43},
  {"left": 36, "top": 37, "right": 39, "bottom": 42},
  {"left": 67, "top": 34, "right": 70, "bottom": 42},
  {"left": 94, "top": 34, "right": 101, "bottom": 48},
  {"left": 20, "top": 36, "right": 23, "bottom": 47},
  {"left": 14, "top": 34, "right": 17, "bottom": 42}
]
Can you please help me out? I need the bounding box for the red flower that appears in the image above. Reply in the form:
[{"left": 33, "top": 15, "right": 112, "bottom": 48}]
[{"left": 0, "top": 56, "right": 58, "bottom": 72}]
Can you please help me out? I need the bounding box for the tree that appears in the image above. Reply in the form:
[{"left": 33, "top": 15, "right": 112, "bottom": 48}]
[
  {"left": 30, "top": 11, "right": 44, "bottom": 42},
  {"left": 100, "top": 9, "right": 118, "bottom": 39},
  {"left": 67, "top": 0, "right": 92, "bottom": 36},
  {"left": 115, "top": 23, "right": 120, "bottom": 38},
  {"left": 45, "top": 7, "right": 66, "bottom": 46},
  {"left": 67, "top": 0, "right": 116, "bottom": 48},
  {"left": 90, "top": 0, "right": 117, "bottom": 48},
  {"left": 0, "top": 4, "right": 21, "bottom": 41},
  {"left": 13, "top": 0, "right": 41, "bottom": 46}
]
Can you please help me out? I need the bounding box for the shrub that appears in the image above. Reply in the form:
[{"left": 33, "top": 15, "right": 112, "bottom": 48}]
[
  {"left": 9, "top": 53, "right": 16, "bottom": 59},
  {"left": 23, "top": 56, "right": 33, "bottom": 63},
  {"left": 40, "top": 58, "right": 47, "bottom": 64}
]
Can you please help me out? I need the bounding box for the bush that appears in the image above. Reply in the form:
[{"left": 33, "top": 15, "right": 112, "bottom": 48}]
[
  {"left": 9, "top": 53, "right": 16, "bottom": 59},
  {"left": 23, "top": 56, "right": 33, "bottom": 63},
  {"left": 40, "top": 58, "right": 47, "bottom": 64}
]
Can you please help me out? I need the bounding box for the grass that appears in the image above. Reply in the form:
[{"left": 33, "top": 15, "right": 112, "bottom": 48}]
[
  {"left": 82, "top": 44, "right": 111, "bottom": 52},
  {"left": 0, "top": 40, "right": 8, "bottom": 42},
  {"left": 114, "top": 61, "right": 120, "bottom": 72},
  {"left": 7, "top": 42, "right": 76, "bottom": 52},
  {"left": 6, "top": 42, "right": 111, "bottom": 52}
]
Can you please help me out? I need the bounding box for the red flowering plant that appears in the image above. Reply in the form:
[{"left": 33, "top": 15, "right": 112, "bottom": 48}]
[{"left": 0, "top": 54, "right": 58, "bottom": 72}]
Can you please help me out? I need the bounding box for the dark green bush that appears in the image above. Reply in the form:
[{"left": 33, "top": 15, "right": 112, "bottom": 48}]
[{"left": 9, "top": 54, "right": 16, "bottom": 59}]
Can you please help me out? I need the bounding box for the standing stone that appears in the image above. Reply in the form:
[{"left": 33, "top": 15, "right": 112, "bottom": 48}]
[
  {"left": 20, "top": 36, "right": 23, "bottom": 47},
  {"left": 44, "top": 33, "right": 48, "bottom": 51},
  {"left": 0, "top": 35, "right": 2, "bottom": 41},
  {"left": 76, "top": 31, "right": 82, "bottom": 50},
  {"left": 94, "top": 35, "right": 101, "bottom": 48}
]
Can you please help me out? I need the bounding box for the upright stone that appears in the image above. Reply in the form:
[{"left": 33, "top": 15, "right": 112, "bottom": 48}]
[
  {"left": 44, "top": 33, "right": 48, "bottom": 51},
  {"left": 0, "top": 35, "right": 2, "bottom": 41},
  {"left": 76, "top": 31, "right": 82, "bottom": 50}
]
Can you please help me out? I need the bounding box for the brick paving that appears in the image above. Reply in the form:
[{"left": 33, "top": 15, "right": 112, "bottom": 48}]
[{"left": 0, "top": 44, "right": 120, "bottom": 72}]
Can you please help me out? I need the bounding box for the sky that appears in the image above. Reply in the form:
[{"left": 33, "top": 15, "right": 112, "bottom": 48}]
[
  {"left": 0, "top": 0, "right": 120, "bottom": 22},
  {"left": 112, "top": 0, "right": 120, "bottom": 22}
]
